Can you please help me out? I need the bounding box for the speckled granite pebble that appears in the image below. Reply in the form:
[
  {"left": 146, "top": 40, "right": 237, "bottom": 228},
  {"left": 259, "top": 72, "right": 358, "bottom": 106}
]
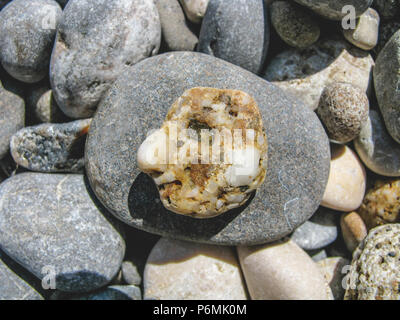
[
  {"left": 10, "top": 119, "right": 91, "bottom": 173},
  {"left": 85, "top": 52, "right": 330, "bottom": 245},
  {"left": 0, "top": 173, "right": 125, "bottom": 293}
]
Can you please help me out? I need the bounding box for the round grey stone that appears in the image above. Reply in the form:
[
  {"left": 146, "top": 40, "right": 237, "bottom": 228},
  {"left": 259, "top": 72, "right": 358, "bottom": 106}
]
[
  {"left": 0, "top": 0, "right": 62, "bottom": 83},
  {"left": 197, "top": 0, "right": 269, "bottom": 74},
  {"left": 0, "top": 173, "right": 126, "bottom": 293},
  {"left": 50, "top": 0, "right": 161, "bottom": 119},
  {"left": 85, "top": 51, "right": 331, "bottom": 246}
]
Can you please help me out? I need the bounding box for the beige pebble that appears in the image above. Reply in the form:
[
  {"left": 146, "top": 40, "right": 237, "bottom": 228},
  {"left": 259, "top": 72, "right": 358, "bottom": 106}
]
[
  {"left": 179, "top": 0, "right": 209, "bottom": 23},
  {"left": 341, "top": 212, "right": 367, "bottom": 252}
]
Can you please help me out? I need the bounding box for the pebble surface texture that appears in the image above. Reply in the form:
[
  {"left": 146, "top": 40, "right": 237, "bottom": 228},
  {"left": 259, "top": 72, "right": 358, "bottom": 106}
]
[
  {"left": 237, "top": 240, "right": 333, "bottom": 300},
  {"left": 341, "top": 212, "right": 367, "bottom": 252},
  {"left": 197, "top": 0, "right": 269, "bottom": 74},
  {"left": 85, "top": 52, "right": 331, "bottom": 245},
  {"left": 179, "top": 0, "right": 209, "bottom": 23},
  {"left": 358, "top": 179, "right": 400, "bottom": 230},
  {"left": 0, "top": 0, "right": 62, "bottom": 83},
  {"left": 355, "top": 110, "right": 400, "bottom": 177},
  {"left": 264, "top": 38, "right": 374, "bottom": 110},
  {"left": 294, "top": 0, "right": 373, "bottom": 21},
  {"left": 270, "top": 1, "right": 320, "bottom": 49},
  {"left": 345, "top": 224, "right": 400, "bottom": 300},
  {"left": 144, "top": 238, "right": 247, "bottom": 300},
  {"left": 10, "top": 119, "right": 91, "bottom": 173},
  {"left": 50, "top": 0, "right": 161, "bottom": 119},
  {"left": 0, "top": 173, "right": 125, "bottom": 293},
  {"left": 374, "top": 30, "right": 400, "bottom": 144},
  {"left": 0, "top": 83, "right": 25, "bottom": 159}
]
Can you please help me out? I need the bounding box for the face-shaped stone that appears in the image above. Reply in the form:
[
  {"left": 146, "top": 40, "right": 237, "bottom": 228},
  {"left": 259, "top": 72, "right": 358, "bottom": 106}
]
[{"left": 137, "top": 87, "right": 268, "bottom": 218}]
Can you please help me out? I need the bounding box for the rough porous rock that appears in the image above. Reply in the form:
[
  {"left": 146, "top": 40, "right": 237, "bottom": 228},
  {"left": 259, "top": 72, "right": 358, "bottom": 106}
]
[
  {"left": 294, "top": 0, "right": 373, "bottom": 21},
  {"left": 291, "top": 207, "right": 338, "bottom": 250},
  {"left": 121, "top": 261, "right": 141, "bottom": 286},
  {"left": 50, "top": 0, "right": 161, "bottom": 119},
  {"left": 358, "top": 179, "right": 400, "bottom": 230},
  {"left": 341, "top": 212, "right": 367, "bottom": 252},
  {"left": 321, "top": 145, "right": 366, "bottom": 212},
  {"left": 144, "top": 238, "right": 247, "bottom": 300},
  {"left": 238, "top": 240, "right": 333, "bottom": 300},
  {"left": 138, "top": 87, "right": 268, "bottom": 218},
  {"left": 10, "top": 119, "right": 91, "bottom": 173},
  {"left": 0, "top": 84, "right": 25, "bottom": 160},
  {"left": 179, "top": 0, "right": 209, "bottom": 23},
  {"left": 374, "top": 30, "right": 400, "bottom": 144},
  {"left": 85, "top": 52, "right": 330, "bottom": 245},
  {"left": 264, "top": 38, "right": 374, "bottom": 110},
  {"left": 0, "top": 173, "right": 125, "bottom": 293},
  {"left": 198, "top": 0, "right": 269, "bottom": 74},
  {"left": 373, "top": 0, "right": 400, "bottom": 20},
  {"left": 270, "top": 1, "right": 320, "bottom": 49},
  {"left": 343, "top": 8, "right": 379, "bottom": 51},
  {"left": 0, "top": 0, "right": 62, "bottom": 83},
  {"left": 317, "top": 257, "right": 350, "bottom": 300},
  {"left": 345, "top": 224, "right": 400, "bottom": 300},
  {"left": 355, "top": 110, "right": 400, "bottom": 177},
  {"left": 155, "top": 0, "right": 198, "bottom": 51}
]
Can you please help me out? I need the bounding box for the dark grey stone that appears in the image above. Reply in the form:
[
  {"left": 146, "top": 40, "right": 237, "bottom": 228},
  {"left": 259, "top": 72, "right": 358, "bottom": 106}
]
[
  {"left": 373, "top": 0, "right": 400, "bottom": 20},
  {"left": 291, "top": 207, "right": 338, "bottom": 250},
  {"left": 10, "top": 119, "right": 91, "bottom": 173},
  {"left": 0, "top": 173, "right": 125, "bottom": 292},
  {"left": 294, "top": 0, "right": 373, "bottom": 20},
  {"left": 50, "top": 0, "right": 161, "bottom": 119},
  {"left": 374, "top": 20, "right": 400, "bottom": 55},
  {"left": 155, "top": 0, "right": 198, "bottom": 51},
  {"left": 0, "top": 83, "right": 25, "bottom": 160},
  {"left": 197, "top": 0, "right": 269, "bottom": 74},
  {"left": 0, "top": 0, "right": 62, "bottom": 83},
  {"left": 85, "top": 52, "right": 331, "bottom": 246}
]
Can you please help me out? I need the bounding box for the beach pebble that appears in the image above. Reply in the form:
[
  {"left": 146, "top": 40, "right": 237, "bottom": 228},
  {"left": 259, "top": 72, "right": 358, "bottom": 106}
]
[
  {"left": 321, "top": 145, "right": 366, "bottom": 212},
  {"left": 10, "top": 119, "right": 91, "bottom": 173},
  {"left": 345, "top": 224, "right": 400, "bottom": 300},
  {"left": 50, "top": 0, "right": 161, "bottom": 118},
  {"left": 121, "top": 261, "right": 141, "bottom": 286},
  {"left": 0, "top": 0, "right": 62, "bottom": 83},
  {"left": 341, "top": 212, "right": 367, "bottom": 252},
  {"left": 144, "top": 238, "right": 247, "bottom": 300},
  {"left": 179, "top": 0, "right": 209, "bottom": 23},
  {"left": 238, "top": 239, "right": 333, "bottom": 300},
  {"left": 0, "top": 173, "right": 125, "bottom": 293},
  {"left": 198, "top": 0, "right": 269, "bottom": 74},
  {"left": 317, "top": 257, "right": 350, "bottom": 300},
  {"left": 270, "top": 1, "right": 320, "bottom": 49},
  {"left": 263, "top": 38, "right": 374, "bottom": 110}
]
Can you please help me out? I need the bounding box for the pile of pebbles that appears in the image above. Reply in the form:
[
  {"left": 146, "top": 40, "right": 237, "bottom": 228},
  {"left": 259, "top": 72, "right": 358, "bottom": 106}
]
[{"left": 0, "top": 0, "right": 399, "bottom": 300}]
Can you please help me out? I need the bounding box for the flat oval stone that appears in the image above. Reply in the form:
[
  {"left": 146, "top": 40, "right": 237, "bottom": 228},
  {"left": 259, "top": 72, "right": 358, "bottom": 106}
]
[{"left": 85, "top": 52, "right": 330, "bottom": 245}]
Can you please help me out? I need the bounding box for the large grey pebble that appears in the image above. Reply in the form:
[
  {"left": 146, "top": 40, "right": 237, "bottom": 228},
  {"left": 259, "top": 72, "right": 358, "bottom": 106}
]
[
  {"left": 198, "top": 0, "right": 269, "bottom": 74},
  {"left": 0, "top": 0, "right": 62, "bottom": 83},
  {"left": 0, "top": 173, "right": 125, "bottom": 292},
  {"left": 85, "top": 52, "right": 330, "bottom": 246},
  {"left": 50, "top": 0, "right": 161, "bottom": 119}
]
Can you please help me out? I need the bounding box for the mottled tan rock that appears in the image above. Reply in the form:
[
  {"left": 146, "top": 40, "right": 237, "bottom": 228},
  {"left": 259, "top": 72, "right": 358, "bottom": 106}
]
[
  {"left": 179, "top": 0, "right": 209, "bottom": 23},
  {"left": 144, "top": 238, "right": 247, "bottom": 300},
  {"left": 317, "top": 257, "right": 350, "bottom": 300},
  {"left": 345, "top": 224, "right": 400, "bottom": 300},
  {"left": 321, "top": 145, "right": 366, "bottom": 212},
  {"left": 343, "top": 8, "right": 380, "bottom": 51},
  {"left": 237, "top": 239, "right": 333, "bottom": 300},
  {"left": 137, "top": 87, "right": 268, "bottom": 218},
  {"left": 358, "top": 179, "right": 400, "bottom": 230},
  {"left": 341, "top": 212, "right": 368, "bottom": 252}
]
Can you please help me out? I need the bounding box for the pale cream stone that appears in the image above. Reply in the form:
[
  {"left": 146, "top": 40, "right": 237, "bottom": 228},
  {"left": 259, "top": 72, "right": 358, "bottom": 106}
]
[
  {"left": 321, "top": 145, "right": 366, "bottom": 212},
  {"left": 179, "top": 0, "right": 209, "bottom": 23},
  {"left": 144, "top": 238, "right": 248, "bottom": 300},
  {"left": 237, "top": 239, "right": 333, "bottom": 300}
]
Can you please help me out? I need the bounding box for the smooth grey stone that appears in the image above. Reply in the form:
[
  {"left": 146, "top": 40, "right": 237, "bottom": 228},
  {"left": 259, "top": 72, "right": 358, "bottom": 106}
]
[
  {"left": 0, "top": 0, "right": 62, "bottom": 83},
  {"left": 374, "top": 30, "right": 400, "bottom": 144},
  {"left": 121, "top": 261, "right": 141, "bottom": 286},
  {"left": 10, "top": 119, "right": 91, "bottom": 173},
  {"left": 0, "top": 173, "right": 125, "bottom": 293},
  {"left": 197, "top": 0, "right": 269, "bottom": 74},
  {"left": 155, "top": 0, "right": 198, "bottom": 51},
  {"left": 50, "top": 0, "right": 161, "bottom": 119},
  {"left": 294, "top": 0, "right": 373, "bottom": 21},
  {"left": 291, "top": 208, "right": 338, "bottom": 250},
  {"left": 85, "top": 52, "right": 330, "bottom": 246},
  {"left": 0, "top": 83, "right": 25, "bottom": 160},
  {"left": 354, "top": 109, "right": 400, "bottom": 177}
]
